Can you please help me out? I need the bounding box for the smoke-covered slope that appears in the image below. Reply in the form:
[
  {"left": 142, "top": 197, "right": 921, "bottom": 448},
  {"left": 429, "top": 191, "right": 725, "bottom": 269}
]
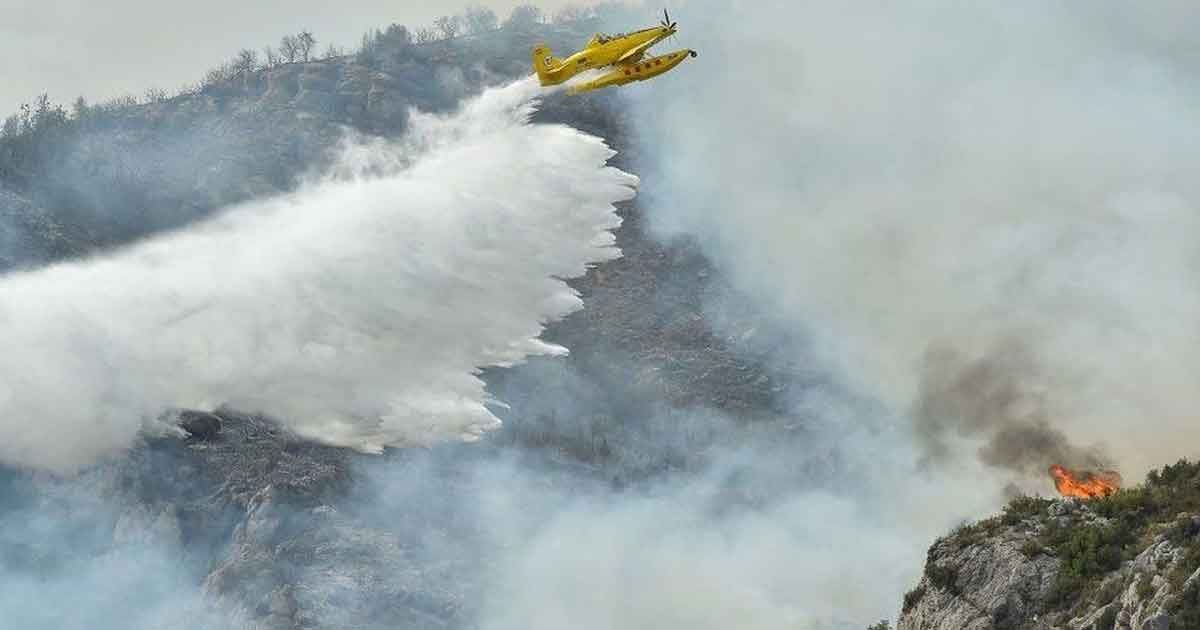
[{"left": 0, "top": 18, "right": 851, "bottom": 630}]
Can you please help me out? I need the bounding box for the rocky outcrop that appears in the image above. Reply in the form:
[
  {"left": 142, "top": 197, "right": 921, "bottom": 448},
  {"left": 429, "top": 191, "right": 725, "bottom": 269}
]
[
  {"left": 898, "top": 486, "right": 1200, "bottom": 630},
  {"left": 901, "top": 533, "right": 1058, "bottom": 630}
]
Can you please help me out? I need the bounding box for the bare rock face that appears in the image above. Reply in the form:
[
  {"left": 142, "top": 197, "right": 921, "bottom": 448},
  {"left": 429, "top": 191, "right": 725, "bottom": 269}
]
[{"left": 900, "top": 528, "right": 1058, "bottom": 630}]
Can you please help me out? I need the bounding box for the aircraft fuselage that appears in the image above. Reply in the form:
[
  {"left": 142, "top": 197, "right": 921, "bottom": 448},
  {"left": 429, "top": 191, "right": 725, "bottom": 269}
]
[{"left": 535, "top": 26, "right": 675, "bottom": 87}]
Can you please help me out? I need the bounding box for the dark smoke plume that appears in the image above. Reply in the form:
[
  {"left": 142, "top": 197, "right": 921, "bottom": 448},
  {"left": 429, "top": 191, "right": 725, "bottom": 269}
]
[{"left": 915, "top": 341, "right": 1110, "bottom": 476}]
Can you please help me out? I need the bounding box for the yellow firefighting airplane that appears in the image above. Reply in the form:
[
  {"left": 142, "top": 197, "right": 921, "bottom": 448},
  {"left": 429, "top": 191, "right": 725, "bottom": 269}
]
[{"left": 532, "top": 10, "right": 698, "bottom": 95}]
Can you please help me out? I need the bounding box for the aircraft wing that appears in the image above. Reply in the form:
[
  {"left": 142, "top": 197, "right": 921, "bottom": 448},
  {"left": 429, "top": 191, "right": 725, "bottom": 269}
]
[{"left": 615, "top": 39, "right": 659, "bottom": 64}]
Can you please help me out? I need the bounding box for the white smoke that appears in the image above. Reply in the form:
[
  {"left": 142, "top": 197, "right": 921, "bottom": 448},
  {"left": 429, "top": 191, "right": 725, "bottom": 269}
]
[
  {"left": 458, "top": 1, "right": 1200, "bottom": 627},
  {"left": 470, "top": 421, "right": 1000, "bottom": 630},
  {"left": 628, "top": 0, "right": 1200, "bottom": 480},
  {"left": 0, "top": 76, "right": 636, "bottom": 473}
]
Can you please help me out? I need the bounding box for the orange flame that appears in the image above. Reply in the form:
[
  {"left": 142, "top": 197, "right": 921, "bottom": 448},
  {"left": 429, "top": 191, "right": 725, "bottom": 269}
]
[{"left": 1049, "top": 464, "right": 1122, "bottom": 499}]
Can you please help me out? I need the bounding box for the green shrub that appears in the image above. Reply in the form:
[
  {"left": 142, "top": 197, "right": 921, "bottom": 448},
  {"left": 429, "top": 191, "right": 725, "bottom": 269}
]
[
  {"left": 949, "top": 517, "right": 1003, "bottom": 549},
  {"left": 926, "top": 564, "right": 960, "bottom": 594},
  {"left": 1168, "top": 543, "right": 1200, "bottom": 590},
  {"left": 1167, "top": 515, "right": 1200, "bottom": 545},
  {"left": 1171, "top": 578, "right": 1200, "bottom": 628},
  {"left": 903, "top": 585, "right": 927, "bottom": 614},
  {"left": 1044, "top": 573, "right": 1087, "bottom": 609},
  {"left": 1095, "top": 605, "right": 1118, "bottom": 630},
  {"left": 1002, "top": 495, "right": 1053, "bottom": 525},
  {"left": 1152, "top": 459, "right": 1200, "bottom": 488},
  {"left": 1041, "top": 519, "right": 1138, "bottom": 610},
  {"left": 1135, "top": 574, "right": 1155, "bottom": 600},
  {"left": 1090, "top": 487, "right": 1154, "bottom": 522},
  {"left": 1059, "top": 523, "right": 1134, "bottom": 578},
  {"left": 1021, "top": 539, "right": 1045, "bottom": 558}
]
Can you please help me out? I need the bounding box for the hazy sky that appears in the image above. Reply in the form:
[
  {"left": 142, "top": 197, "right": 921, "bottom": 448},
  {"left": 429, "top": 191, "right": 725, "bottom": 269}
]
[{"left": 0, "top": 0, "right": 591, "bottom": 115}]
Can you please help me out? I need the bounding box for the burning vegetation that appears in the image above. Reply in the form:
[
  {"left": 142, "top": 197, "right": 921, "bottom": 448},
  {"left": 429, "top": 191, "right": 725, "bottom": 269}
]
[{"left": 1049, "top": 464, "right": 1122, "bottom": 499}]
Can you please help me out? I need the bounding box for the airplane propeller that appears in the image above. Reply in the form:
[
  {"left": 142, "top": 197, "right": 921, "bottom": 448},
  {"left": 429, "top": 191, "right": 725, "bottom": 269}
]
[
  {"left": 661, "top": 7, "right": 683, "bottom": 52},
  {"left": 661, "top": 8, "right": 677, "bottom": 30},
  {"left": 660, "top": 7, "right": 694, "bottom": 59}
]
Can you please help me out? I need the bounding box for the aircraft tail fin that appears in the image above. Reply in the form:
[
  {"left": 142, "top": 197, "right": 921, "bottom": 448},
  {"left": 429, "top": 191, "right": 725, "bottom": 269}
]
[{"left": 532, "top": 44, "right": 564, "bottom": 85}]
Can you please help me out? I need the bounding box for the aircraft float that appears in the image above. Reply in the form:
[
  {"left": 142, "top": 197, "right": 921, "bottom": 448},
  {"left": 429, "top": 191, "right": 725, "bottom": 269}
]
[{"left": 532, "top": 10, "right": 697, "bottom": 95}]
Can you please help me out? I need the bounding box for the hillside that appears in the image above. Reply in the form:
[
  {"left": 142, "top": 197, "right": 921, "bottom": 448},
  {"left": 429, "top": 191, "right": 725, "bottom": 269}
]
[
  {"left": 12, "top": 9, "right": 1192, "bottom": 630},
  {"left": 0, "top": 16, "right": 805, "bottom": 630},
  {"left": 0, "top": 19, "right": 615, "bottom": 268},
  {"left": 899, "top": 461, "right": 1200, "bottom": 630}
]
